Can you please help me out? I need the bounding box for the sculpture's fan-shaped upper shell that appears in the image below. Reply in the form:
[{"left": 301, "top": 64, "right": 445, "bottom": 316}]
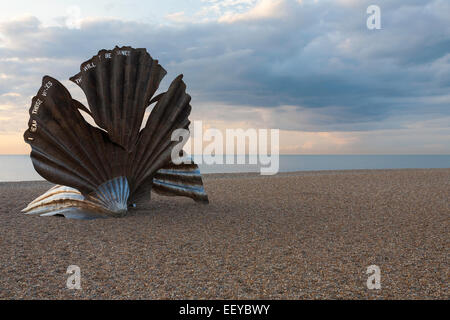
[
  {"left": 24, "top": 76, "right": 128, "bottom": 195},
  {"left": 69, "top": 46, "right": 167, "bottom": 151}
]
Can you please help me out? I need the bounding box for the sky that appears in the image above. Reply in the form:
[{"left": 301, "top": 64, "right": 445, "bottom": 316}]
[{"left": 0, "top": 0, "right": 449, "bottom": 154}]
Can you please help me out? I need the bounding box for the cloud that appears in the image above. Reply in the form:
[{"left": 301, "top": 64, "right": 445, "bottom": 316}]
[
  {"left": 166, "top": 11, "right": 188, "bottom": 23},
  {"left": 218, "top": 0, "right": 286, "bottom": 23},
  {"left": 0, "top": 0, "right": 448, "bottom": 154},
  {"left": 1, "top": 92, "right": 20, "bottom": 97}
]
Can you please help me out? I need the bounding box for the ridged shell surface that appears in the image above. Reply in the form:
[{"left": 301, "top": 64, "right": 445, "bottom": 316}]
[
  {"left": 69, "top": 46, "right": 167, "bottom": 151},
  {"left": 23, "top": 46, "right": 208, "bottom": 219},
  {"left": 87, "top": 176, "right": 129, "bottom": 215},
  {"left": 153, "top": 162, "right": 209, "bottom": 203},
  {"left": 22, "top": 177, "right": 130, "bottom": 219},
  {"left": 22, "top": 185, "right": 109, "bottom": 219}
]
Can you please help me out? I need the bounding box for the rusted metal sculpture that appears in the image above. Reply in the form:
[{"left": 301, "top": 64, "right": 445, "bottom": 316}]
[{"left": 22, "top": 46, "right": 208, "bottom": 219}]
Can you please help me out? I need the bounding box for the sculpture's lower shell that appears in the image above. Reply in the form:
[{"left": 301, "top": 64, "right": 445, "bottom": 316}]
[
  {"left": 22, "top": 177, "right": 130, "bottom": 219},
  {"left": 87, "top": 176, "right": 129, "bottom": 216},
  {"left": 153, "top": 162, "right": 209, "bottom": 203}
]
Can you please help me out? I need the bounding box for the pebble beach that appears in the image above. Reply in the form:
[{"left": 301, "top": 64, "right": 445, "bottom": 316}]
[{"left": 0, "top": 169, "right": 448, "bottom": 299}]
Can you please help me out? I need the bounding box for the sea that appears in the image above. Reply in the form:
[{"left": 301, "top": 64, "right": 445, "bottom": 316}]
[{"left": 0, "top": 154, "right": 449, "bottom": 182}]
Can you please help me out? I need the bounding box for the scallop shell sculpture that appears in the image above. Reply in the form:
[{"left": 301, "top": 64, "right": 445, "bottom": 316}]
[{"left": 22, "top": 46, "right": 208, "bottom": 219}]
